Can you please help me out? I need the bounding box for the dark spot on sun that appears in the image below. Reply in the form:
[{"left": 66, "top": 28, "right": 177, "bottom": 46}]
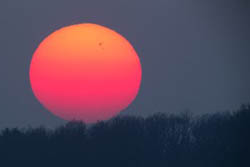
[{"left": 98, "top": 42, "right": 104, "bottom": 50}]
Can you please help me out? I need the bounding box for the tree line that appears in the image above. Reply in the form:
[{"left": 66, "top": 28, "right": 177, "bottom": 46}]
[{"left": 0, "top": 105, "right": 249, "bottom": 167}]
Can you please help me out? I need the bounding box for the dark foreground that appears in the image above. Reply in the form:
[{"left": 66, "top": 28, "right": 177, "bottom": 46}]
[{"left": 0, "top": 105, "right": 250, "bottom": 167}]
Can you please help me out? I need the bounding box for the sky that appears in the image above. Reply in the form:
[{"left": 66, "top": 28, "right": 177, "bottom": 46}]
[{"left": 0, "top": 0, "right": 250, "bottom": 128}]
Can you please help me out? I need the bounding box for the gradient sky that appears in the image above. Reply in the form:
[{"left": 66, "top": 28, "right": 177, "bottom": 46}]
[{"left": 0, "top": 0, "right": 250, "bottom": 128}]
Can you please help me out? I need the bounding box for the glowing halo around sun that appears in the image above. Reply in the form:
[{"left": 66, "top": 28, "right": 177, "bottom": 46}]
[{"left": 29, "top": 23, "right": 142, "bottom": 123}]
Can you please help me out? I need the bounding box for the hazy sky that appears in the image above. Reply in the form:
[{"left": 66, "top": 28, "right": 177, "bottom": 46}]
[{"left": 1, "top": 0, "right": 250, "bottom": 128}]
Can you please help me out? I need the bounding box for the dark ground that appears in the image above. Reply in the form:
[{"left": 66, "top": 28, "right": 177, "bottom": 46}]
[{"left": 0, "top": 104, "right": 249, "bottom": 167}]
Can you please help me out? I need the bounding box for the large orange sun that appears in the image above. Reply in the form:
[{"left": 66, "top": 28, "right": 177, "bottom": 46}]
[{"left": 29, "top": 23, "right": 142, "bottom": 123}]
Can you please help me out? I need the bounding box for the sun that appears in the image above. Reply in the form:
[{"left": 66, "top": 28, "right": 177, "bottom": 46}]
[{"left": 29, "top": 23, "right": 142, "bottom": 123}]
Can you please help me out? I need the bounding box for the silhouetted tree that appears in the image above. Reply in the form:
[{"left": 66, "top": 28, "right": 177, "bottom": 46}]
[{"left": 0, "top": 104, "right": 249, "bottom": 167}]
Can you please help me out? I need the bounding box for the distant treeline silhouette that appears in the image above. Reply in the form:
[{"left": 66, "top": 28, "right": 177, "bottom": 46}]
[{"left": 0, "top": 105, "right": 250, "bottom": 167}]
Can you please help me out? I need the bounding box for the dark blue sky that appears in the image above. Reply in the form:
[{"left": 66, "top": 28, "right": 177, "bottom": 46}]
[{"left": 0, "top": 0, "right": 249, "bottom": 128}]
